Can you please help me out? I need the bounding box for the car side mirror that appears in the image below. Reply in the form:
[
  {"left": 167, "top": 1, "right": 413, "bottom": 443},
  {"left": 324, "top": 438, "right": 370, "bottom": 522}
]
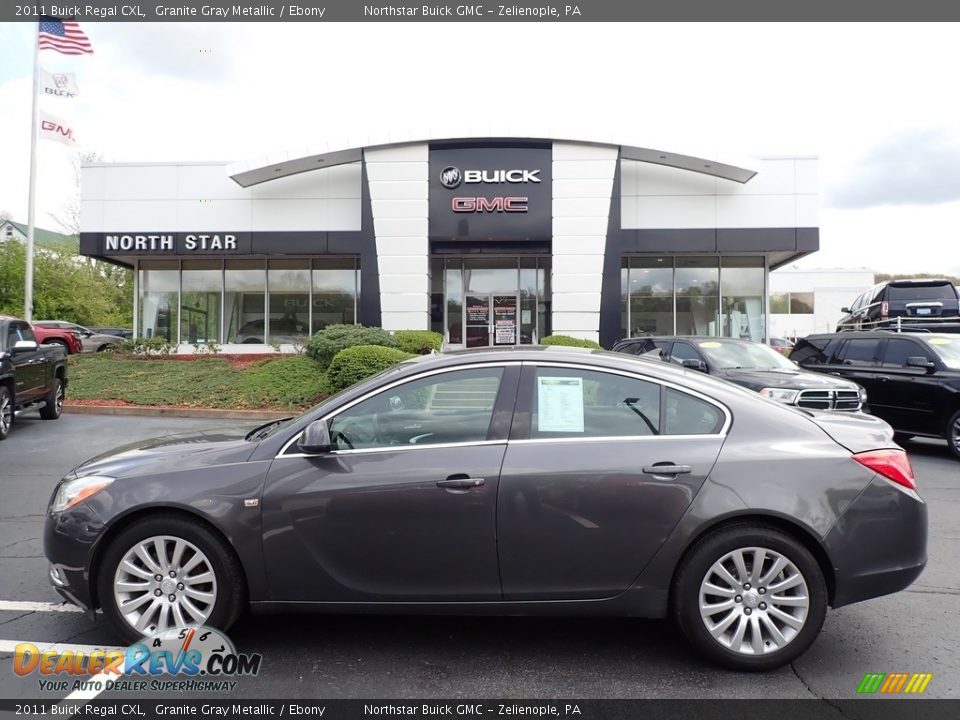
[
  {"left": 82, "top": 330, "right": 93, "bottom": 337},
  {"left": 298, "top": 419, "right": 332, "bottom": 454},
  {"left": 11, "top": 340, "right": 38, "bottom": 354},
  {"left": 841, "top": 307, "right": 850, "bottom": 314},
  {"left": 905, "top": 356, "right": 935, "bottom": 371},
  {"left": 681, "top": 358, "right": 707, "bottom": 372}
]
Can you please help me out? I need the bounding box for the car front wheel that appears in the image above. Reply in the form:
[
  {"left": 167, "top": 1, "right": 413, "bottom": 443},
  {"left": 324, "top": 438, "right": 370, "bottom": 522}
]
[
  {"left": 39, "top": 377, "right": 63, "bottom": 420},
  {"left": 674, "top": 524, "right": 827, "bottom": 671},
  {"left": 97, "top": 515, "right": 246, "bottom": 645},
  {"left": 0, "top": 386, "right": 12, "bottom": 440}
]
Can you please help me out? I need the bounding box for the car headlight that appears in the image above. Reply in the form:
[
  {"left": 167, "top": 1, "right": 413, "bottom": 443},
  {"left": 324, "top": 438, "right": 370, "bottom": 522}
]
[
  {"left": 759, "top": 388, "right": 800, "bottom": 404},
  {"left": 859, "top": 387, "right": 868, "bottom": 402},
  {"left": 51, "top": 476, "right": 114, "bottom": 513}
]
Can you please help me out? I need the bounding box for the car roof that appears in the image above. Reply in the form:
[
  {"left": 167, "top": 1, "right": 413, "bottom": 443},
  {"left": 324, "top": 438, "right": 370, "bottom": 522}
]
[
  {"left": 618, "top": 336, "right": 755, "bottom": 344},
  {"left": 804, "top": 331, "right": 954, "bottom": 340}
]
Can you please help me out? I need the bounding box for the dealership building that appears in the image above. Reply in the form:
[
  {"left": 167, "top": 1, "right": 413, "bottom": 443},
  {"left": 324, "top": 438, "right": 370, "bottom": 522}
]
[{"left": 79, "top": 135, "right": 819, "bottom": 349}]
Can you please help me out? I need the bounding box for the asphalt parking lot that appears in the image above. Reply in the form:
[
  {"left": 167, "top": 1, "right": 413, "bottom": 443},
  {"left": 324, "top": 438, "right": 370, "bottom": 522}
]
[{"left": 0, "top": 412, "right": 958, "bottom": 702}]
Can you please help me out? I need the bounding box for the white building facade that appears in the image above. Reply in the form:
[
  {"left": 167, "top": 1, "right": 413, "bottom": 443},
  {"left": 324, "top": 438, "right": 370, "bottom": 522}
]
[
  {"left": 78, "top": 136, "right": 819, "bottom": 349},
  {"left": 769, "top": 267, "right": 875, "bottom": 339}
]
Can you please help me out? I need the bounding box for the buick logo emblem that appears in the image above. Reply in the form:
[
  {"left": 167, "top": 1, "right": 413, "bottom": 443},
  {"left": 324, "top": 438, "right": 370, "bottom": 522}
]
[{"left": 439, "top": 166, "right": 462, "bottom": 189}]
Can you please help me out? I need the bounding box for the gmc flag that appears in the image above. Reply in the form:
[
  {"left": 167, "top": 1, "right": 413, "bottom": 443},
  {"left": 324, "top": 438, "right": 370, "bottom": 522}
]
[{"left": 38, "top": 110, "right": 78, "bottom": 146}]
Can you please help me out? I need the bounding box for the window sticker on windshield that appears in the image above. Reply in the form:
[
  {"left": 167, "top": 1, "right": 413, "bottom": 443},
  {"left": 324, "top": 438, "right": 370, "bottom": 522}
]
[
  {"left": 537, "top": 377, "right": 585, "bottom": 433},
  {"left": 928, "top": 338, "right": 951, "bottom": 345},
  {"left": 699, "top": 341, "right": 722, "bottom": 348}
]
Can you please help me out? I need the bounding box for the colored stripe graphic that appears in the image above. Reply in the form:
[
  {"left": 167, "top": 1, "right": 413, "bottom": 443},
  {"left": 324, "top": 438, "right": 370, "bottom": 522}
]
[{"left": 857, "top": 672, "right": 932, "bottom": 694}]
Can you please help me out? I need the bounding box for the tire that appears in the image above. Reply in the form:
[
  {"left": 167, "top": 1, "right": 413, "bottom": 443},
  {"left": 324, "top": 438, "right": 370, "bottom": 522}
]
[
  {"left": 97, "top": 514, "right": 246, "bottom": 645},
  {"left": 673, "top": 524, "right": 827, "bottom": 671},
  {"left": 946, "top": 409, "right": 960, "bottom": 460},
  {"left": 0, "top": 386, "right": 12, "bottom": 440},
  {"left": 96, "top": 343, "right": 117, "bottom": 352},
  {"left": 46, "top": 339, "right": 69, "bottom": 353},
  {"left": 39, "top": 377, "right": 64, "bottom": 420}
]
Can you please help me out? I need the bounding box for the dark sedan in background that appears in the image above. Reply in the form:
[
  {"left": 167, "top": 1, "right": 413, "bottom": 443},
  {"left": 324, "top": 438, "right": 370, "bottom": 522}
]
[
  {"left": 45, "top": 347, "right": 925, "bottom": 671},
  {"left": 613, "top": 336, "right": 866, "bottom": 411}
]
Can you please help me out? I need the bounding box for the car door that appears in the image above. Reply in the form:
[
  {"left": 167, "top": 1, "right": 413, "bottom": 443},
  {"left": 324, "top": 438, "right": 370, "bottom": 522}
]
[
  {"left": 7, "top": 322, "right": 45, "bottom": 401},
  {"left": 260, "top": 363, "right": 519, "bottom": 602},
  {"left": 827, "top": 337, "right": 884, "bottom": 414},
  {"left": 876, "top": 337, "right": 942, "bottom": 435},
  {"left": 497, "top": 362, "right": 728, "bottom": 600}
]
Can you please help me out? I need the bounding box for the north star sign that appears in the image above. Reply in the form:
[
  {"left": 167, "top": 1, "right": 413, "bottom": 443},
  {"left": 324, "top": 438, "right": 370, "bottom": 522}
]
[{"left": 102, "top": 233, "right": 248, "bottom": 254}]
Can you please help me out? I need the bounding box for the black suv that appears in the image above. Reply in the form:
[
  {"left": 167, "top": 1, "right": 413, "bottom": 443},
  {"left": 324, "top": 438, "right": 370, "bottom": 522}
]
[
  {"left": 790, "top": 331, "right": 960, "bottom": 458},
  {"left": 613, "top": 336, "right": 866, "bottom": 411},
  {"left": 837, "top": 279, "right": 960, "bottom": 332}
]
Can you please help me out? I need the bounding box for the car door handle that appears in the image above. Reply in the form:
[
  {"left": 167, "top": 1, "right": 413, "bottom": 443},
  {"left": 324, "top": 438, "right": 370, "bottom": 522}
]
[
  {"left": 437, "top": 476, "right": 486, "bottom": 489},
  {"left": 642, "top": 464, "right": 691, "bottom": 476},
  {"left": 877, "top": 376, "right": 890, "bottom": 382}
]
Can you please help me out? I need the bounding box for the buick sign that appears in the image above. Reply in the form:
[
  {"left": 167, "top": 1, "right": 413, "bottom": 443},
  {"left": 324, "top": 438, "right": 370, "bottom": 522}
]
[{"left": 440, "top": 166, "right": 463, "bottom": 189}]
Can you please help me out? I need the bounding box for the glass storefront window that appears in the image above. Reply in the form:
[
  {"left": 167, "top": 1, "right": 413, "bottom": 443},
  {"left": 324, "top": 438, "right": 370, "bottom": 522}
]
[
  {"left": 445, "top": 264, "right": 463, "bottom": 344},
  {"left": 312, "top": 258, "right": 358, "bottom": 334},
  {"left": 720, "top": 256, "right": 765, "bottom": 341},
  {"left": 138, "top": 260, "right": 179, "bottom": 342},
  {"left": 267, "top": 259, "right": 311, "bottom": 344},
  {"left": 676, "top": 257, "right": 719, "bottom": 336},
  {"left": 628, "top": 256, "right": 674, "bottom": 336},
  {"left": 224, "top": 260, "right": 266, "bottom": 344},
  {"left": 180, "top": 260, "right": 222, "bottom": 344}
]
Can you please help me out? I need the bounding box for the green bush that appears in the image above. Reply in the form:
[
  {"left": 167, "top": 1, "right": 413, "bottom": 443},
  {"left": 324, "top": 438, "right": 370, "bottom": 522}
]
[
  {"left": 121, "top": 337, "right": 176, "bottom": 356},
  {"left": 306, "top": 324, "right": 398, "bottom": 369},
  {"left": 394, "top": 330, "right": 443, "bottom": 355},
  {"left": 327, "top": 345, "right": 414, "bottom": 392},
  {"left": 236, "top": 356, "right": 329, "bottom": 408},
  {"left": 541, "top": 335, "right": 602, "bottom": 350}
]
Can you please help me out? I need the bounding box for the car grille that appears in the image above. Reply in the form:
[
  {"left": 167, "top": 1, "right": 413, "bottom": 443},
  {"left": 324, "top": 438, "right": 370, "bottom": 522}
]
[{"left": 796, "top": 389, "right": 862, "bottom": 412}]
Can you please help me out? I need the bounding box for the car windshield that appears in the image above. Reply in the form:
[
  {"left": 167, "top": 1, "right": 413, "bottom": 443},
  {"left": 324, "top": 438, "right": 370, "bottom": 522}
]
[
  {"left": 696, "top": 341, "right": 798, "bottom": 370},
  {"left": 927, "top": 337, "right": 960, "bottom": 369}
]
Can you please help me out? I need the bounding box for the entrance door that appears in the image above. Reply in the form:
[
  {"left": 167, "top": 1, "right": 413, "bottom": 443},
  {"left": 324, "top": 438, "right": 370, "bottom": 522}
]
[{"left": 465, "top": 295, "right": 520, "bottom": 348}]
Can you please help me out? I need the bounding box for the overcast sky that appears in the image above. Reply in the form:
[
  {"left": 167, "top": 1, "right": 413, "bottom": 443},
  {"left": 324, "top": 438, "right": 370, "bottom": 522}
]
[{"left": 1, "top": 22, "right": 959, "bottom": 274}]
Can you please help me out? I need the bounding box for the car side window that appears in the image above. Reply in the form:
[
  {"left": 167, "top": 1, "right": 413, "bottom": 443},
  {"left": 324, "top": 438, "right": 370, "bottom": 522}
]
[
  {"left": 835, "top": 339, "right": 879, "bottom": 366},
  {"left": 881, "top": 339, "right": 929, "bottom": 368},
  {"left": 6, "top": 326, "right": 19, "bottom": 348},
  {"left": 530, "top": 367, "right": 661, "bottom": 438},
  {"left": 20, "top": 326, "right": 36, "bottom": 343},
  {"left": 665, "top": 388, "right": 725, "bottom": 435},
  {"left": 790, "top": 338, "right": 830, "bottom": 366},
  {"left": 670, "top": 342, "right": 701, "bottom": 365},
  {"left": 328, "top": 367, "right": 504, "bottom": 451}
]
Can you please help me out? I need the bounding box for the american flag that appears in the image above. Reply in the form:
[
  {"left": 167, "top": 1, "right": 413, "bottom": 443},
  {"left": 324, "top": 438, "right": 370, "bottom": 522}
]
[{"left": 38, "top": 17, "right": 93, "bottom": 55}]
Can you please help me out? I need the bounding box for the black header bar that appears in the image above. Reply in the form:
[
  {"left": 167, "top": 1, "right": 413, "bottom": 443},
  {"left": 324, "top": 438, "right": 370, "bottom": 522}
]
[{"left": 5, "top": 1, "right": 960, "bottom": 22}]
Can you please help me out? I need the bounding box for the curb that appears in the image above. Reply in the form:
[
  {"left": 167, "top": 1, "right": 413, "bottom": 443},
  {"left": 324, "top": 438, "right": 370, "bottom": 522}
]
[{"left": 63, "top": 404, "right": 292, "bottom": 421}]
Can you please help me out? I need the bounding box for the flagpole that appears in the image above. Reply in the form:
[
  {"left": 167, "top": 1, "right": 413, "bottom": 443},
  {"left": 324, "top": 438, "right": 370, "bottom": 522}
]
[{"left": 24, "top": 22, "right": 41, "bottom": 322}]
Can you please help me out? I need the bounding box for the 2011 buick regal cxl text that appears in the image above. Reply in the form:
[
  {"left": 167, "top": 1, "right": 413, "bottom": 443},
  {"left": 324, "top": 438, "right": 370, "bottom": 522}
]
[{"left": 44, "top": 347, "right": 927, "bottom": 671}]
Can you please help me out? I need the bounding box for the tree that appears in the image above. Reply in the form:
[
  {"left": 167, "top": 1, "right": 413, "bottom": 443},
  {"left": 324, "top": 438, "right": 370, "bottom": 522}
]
[{"left": 48, "top": 151, "right": 102, "bottom": 237}]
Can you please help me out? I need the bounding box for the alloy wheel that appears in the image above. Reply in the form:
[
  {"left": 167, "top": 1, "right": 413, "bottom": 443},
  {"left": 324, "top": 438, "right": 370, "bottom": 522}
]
[
  {"left": 55, "top": 383, "right": 64, "bottom": 414},
  {"left": 0, "top": 393, "right": 10, "bottom": 435},
  {"left": 698, "top": 546, "right": 809, "bottom": 656},
  {"left": 952, "top": 417, "right": 960, "bottom": 451},
  {"left": 113, "top": 535, "right": 218, "bottom": 635}
]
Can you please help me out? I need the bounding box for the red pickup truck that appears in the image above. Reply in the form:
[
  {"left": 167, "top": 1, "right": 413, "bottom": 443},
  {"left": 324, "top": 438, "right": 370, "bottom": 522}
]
[{"left": 32, "top": 323, "right": 83, "bottom": 353}]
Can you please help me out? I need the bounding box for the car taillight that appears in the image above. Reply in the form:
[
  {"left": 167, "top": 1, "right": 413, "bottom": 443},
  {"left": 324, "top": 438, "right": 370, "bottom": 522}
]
[
  {"left": 853, "top": 449, "right": 916, "bottom": 491},
  {"left": 880, "top": 301, "right": 889, "bottom": 318}
]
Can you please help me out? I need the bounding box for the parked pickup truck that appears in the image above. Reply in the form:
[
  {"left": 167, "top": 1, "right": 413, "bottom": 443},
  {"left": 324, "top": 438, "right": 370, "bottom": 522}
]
[{"left": 0, "top": 316, "right": 68, "bottom": 440}]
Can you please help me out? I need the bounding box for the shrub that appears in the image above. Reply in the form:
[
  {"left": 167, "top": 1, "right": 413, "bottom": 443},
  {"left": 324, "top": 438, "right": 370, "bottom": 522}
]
[
  {"left": 306, "top": 324, "right": 398, "bottom": 369},
  {"left": 236, "top": 356, "right": 329, "bottom": 408},
  {"left": 327, "top": 345, "right": 414, "bottom": 392},
  {"left": 121, "top": 337, "right": 176, "bottom": 356},
  {"left": 394, "top": 330, "right": 443, "bottom": 355},
  {"left": 541, "top": 334, "right": 603, "bottom": 350}
]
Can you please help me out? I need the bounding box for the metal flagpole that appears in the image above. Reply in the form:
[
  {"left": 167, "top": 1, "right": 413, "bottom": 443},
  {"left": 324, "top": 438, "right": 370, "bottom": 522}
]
[{"left": 24, "top": 21, "right": 41, "bottom": 321}]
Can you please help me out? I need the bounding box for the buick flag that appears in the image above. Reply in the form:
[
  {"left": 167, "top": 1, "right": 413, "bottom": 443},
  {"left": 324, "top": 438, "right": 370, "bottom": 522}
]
[
  {"left": 40, "top": 68, "right": 79, "bottom": 99},
  {"left": 38, "top": 110, "right": 78, "bottom": 146}
]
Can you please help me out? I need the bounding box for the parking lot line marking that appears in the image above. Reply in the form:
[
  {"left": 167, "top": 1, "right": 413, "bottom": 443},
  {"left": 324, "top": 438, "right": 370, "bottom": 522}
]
[
  {"left": 0, "top": 600, "right": 83, "bottom": 613},
  {"left": 0, "top": 639, "right": 122, "bottom": 654}
]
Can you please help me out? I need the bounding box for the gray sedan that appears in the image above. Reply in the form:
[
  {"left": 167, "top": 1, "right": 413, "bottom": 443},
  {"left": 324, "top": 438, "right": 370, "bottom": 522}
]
[
  {"left": 34, "top": 321, "right": 124, "bottom": 352},
  {"left": 44, "top": 347, "right": 927, "bottom": 671}
]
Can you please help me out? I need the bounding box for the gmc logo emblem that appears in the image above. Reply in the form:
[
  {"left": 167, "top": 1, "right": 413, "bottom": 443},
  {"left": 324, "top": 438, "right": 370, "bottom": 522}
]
[{"left": 452, "top": 197, "right": 529, "bottom": 213}]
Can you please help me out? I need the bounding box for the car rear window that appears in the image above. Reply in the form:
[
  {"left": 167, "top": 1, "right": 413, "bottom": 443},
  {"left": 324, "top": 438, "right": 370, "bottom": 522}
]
[{"left": 887, "top": 283, "right": 957, "bottom": 301}]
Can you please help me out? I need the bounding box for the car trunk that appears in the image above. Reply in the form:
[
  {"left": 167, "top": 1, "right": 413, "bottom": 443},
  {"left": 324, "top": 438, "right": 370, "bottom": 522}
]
[
  {"left": 886, "top": 282, "right": 959, "bottom": 319},
  {"left": 805, "top": 410, "right": 897, "bottom": 454}
]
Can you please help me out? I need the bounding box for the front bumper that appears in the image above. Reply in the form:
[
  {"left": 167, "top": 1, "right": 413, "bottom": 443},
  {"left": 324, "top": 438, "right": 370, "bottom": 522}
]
[
  {"left": 43, "top": 501, "right": 106, "bottom": 613},
  {"left": 825, "top": 476, "right": 927, "bottom": 607}
]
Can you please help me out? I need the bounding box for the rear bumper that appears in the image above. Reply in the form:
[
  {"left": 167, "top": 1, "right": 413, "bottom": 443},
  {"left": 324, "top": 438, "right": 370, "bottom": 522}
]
[{"left": 825, "top": 477, "right": 927, "bottom": 608}]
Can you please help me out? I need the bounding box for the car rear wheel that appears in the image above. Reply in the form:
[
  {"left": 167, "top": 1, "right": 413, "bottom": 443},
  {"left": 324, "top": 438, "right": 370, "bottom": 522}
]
[
  {"left": 97, "top": 515, "right": 246, "bottom": 645},
  {"left": 0, "top": 386, "right": 12, "bottom": 440},
  {"left": 674, "top": 524, "right": 827, "bottom": 671},
  {"left": 39, "top": 377, "right": 64, "bottom": 420},
  {"left": 947, "top": 410, "right": 960, "bottom": 460}
]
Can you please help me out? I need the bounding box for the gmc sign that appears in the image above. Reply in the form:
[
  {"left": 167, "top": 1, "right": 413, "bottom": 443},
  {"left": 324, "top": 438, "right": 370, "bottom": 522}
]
[{"left": 452, "top": 197, "right": 529, "bottom": 213}]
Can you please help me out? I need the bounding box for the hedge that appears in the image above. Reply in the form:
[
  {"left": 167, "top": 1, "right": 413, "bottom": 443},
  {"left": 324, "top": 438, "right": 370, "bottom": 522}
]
[
  {"left": 394, "top": 330, "right": 443, "bottom": 355},
  {"left": 327, "top": 345, "right": 415, "bottom": 392},
  {"left": 236, "top": 356, "right": 329, "bottom": 408},
  {"left": 541, "top": 334, "right": 603, "bottom": 350},
  {"left": 306, "top": 324, "right": 398, "bottom": 369}
]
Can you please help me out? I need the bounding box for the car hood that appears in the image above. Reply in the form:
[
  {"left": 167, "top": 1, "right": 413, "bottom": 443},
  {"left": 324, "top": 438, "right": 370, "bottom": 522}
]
[
  {"left": 70, "top": 425, "right": 259, "bottom": 479},
  {"left": 716, "top": 368, "right": 860, "bottom": 392}
]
